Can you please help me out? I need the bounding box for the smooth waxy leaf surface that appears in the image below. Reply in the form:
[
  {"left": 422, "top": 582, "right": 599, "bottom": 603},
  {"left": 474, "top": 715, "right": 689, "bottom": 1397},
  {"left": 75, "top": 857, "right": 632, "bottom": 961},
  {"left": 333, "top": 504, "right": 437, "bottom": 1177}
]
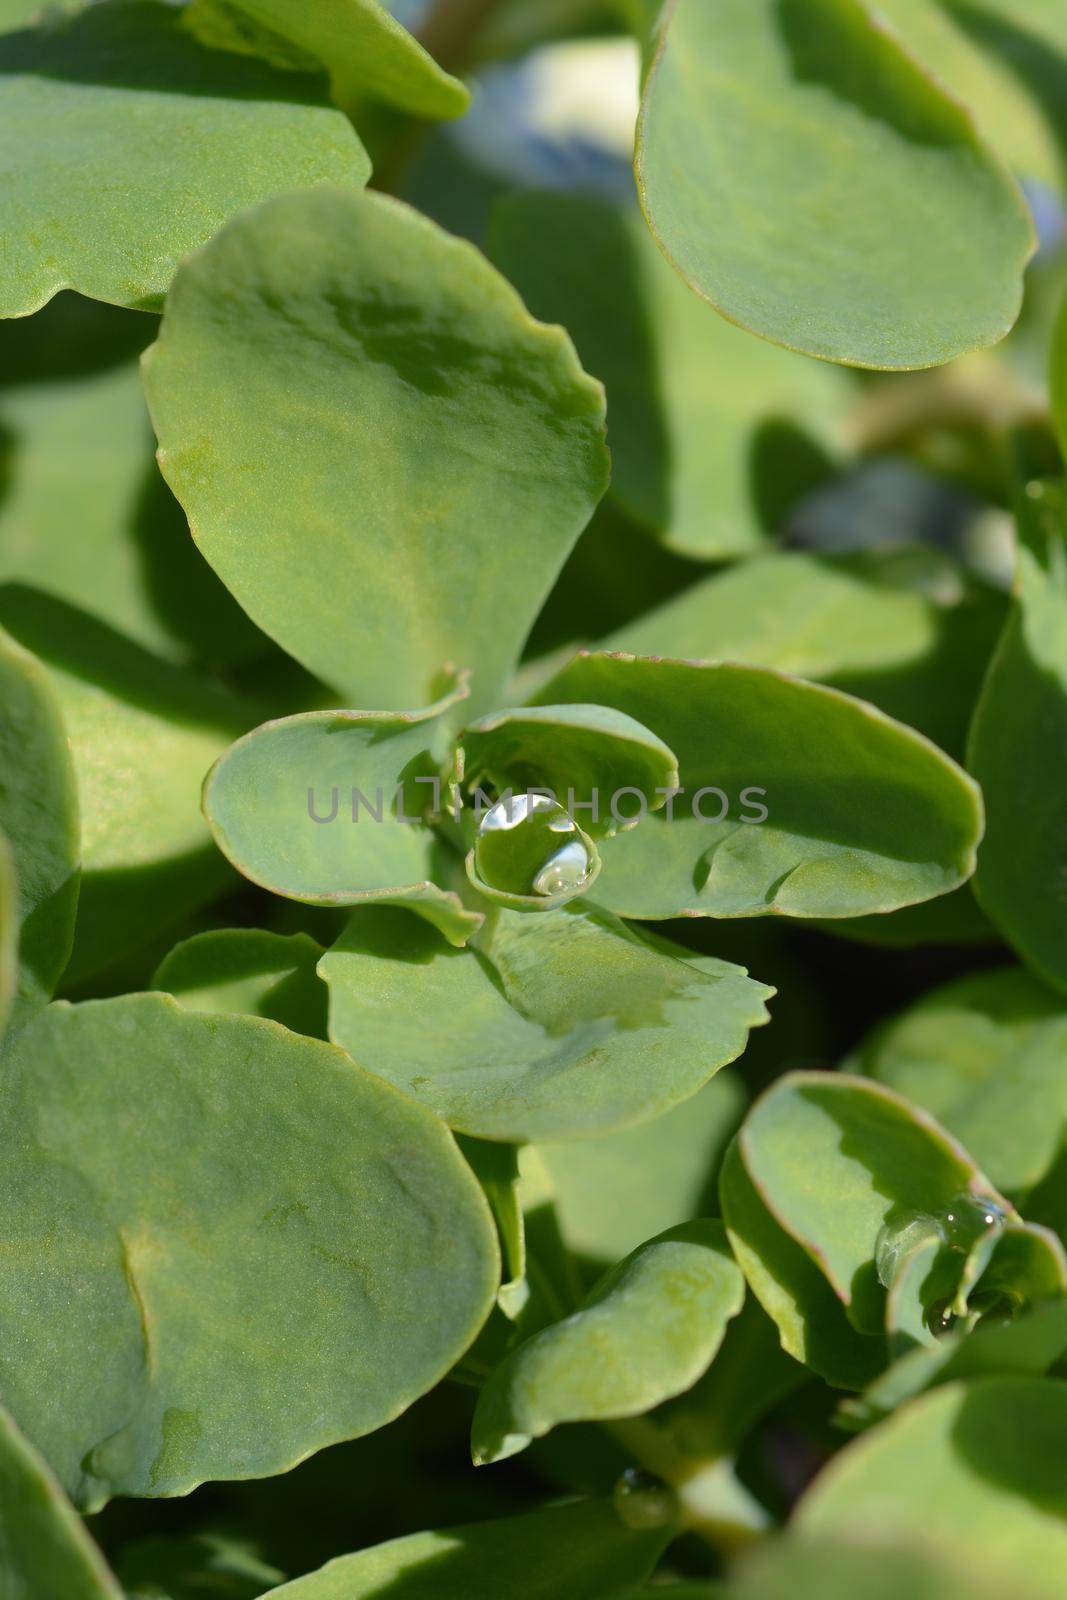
[
  {"left": 0, "top": 994, "right": 498, "bottom": 1508},
  {"left": 0, "top": 622, "right": 78, "bottom": 1028},
  {"left": 532, "top": 653, "right": 984, "bottom": 920},
  {"left": 154, "top": 928, "right": 327, "bottom": 1037},
  {"left": 457, "top": 704, "right": 678, "bottom": 838},
  {"left": 472, "top": 1220, "right": 744, "bottom": 1463},
  {"left": 851, "top": 966, "right": 1067, "bottom": 1195},
  {"left": 489, "top": 191, "right": 846, "bottom": 557},
  {"left": 0, "top": 301, "right": 262, "bottom": 665},
  {"left": 0, "top": 0, "right": 370, "bottom": 316},
  {"left": 320, "top": 903, "right": 771, "bottom": 1142},
  {"left": 0, "top": 1405, "right": 121, "bottom": 1599},
  {"left": 262, "top": 1500, "right": 669, "bottom": 1599},
  {"left": 0, "top": 587, "right": 249, "bottom": 983},
  {"left": 635, "top": 0, "right": 1034, "bottom": 368},
  {"left": 144, "top": 186, "right": 609, "bottom": 717},
  {"left": 732, "top": 1533, "right": 1042, "bottom": 1600},
  {"left": 797, "top": 1378, "right": 1067, "bottom": 1591},
  {"left": 198, "top": 0, "right": 468, "bottom": 117},
  {"left": 203, "top": 681, "right": 480, "bottom": 944},
  {"left": 605, "top": 547, "right": 1007, "bottom": 759},
  {"left": 969, "top": 497, "right": 1067, "bottom": 991},
  {"left": 538, "top": 1071, "right": 746, "bottom": 1269}
]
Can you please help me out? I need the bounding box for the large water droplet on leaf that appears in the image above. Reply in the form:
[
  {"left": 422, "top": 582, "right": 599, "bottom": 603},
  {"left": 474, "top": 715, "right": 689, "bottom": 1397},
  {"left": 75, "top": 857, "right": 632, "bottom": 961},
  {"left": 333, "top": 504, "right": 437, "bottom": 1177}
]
[
  {"left": 612, "top": 1466, "right": 678, "bottom": 1530},
  {"left": 942, "top": 1193, "right": 1008, "bottom": 1251},
  {"left": 475, "top": 792, "right": 591, "bottom": 899},
  {"left": 874, "top": 1209, "right": 942, "bottom": 1289}
]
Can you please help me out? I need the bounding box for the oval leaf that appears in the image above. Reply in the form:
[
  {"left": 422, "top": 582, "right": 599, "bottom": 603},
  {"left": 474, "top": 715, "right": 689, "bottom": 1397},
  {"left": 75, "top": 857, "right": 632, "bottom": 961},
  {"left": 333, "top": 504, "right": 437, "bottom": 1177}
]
[
  {"left": 472, "top": 1219, "right": 744, "bottom": 1464},
  {"left": 635, "top": 0, "right": 1034, "bottom": 368},
  {"left": 153, "top": 928, "right": 327, "bottom": 1037},
  {"left": 143, "top": 186, "right": 609, "bottom": 718},
  {"left": 0, "top": 993, "right": 499, "bottom": 1507},
  {"left": 319, "top": 903, "right": 772, "bottom": 1142},
  {"left": 0, "top": 0, "right": 370, "bottom": 315}
]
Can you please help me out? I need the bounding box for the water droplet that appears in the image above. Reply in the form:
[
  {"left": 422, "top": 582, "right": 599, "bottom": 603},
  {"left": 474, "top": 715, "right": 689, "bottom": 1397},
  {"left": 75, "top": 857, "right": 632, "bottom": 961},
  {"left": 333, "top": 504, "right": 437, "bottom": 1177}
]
[
  {"left": 612, "top": 1466, "right": 678, "bottom": 1530},
  {"left": 942, "top": 1194, "right": 1008, "bottom": 1250},
  {"left": 475, "top": 793, "right": 591, "bottom": 899},
  {"left": 874, "top": 1210, "right": 942, "bottom": 1288},
  {"left": 924, "top": 1299, "right": 957, "bottom": 1339}
]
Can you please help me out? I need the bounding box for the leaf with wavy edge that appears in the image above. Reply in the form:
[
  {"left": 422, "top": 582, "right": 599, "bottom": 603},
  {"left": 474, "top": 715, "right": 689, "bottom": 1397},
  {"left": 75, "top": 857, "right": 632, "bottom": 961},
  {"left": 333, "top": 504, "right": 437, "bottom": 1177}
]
[
  {"left": 472, "top": 1220, "right": 744, "bottom": 1464},
  {"left": 0, "top": 993, "right": 498, "bottom": 1509},
  {"left": 143, "top": 186, "right": 609, "bottom": 718}
]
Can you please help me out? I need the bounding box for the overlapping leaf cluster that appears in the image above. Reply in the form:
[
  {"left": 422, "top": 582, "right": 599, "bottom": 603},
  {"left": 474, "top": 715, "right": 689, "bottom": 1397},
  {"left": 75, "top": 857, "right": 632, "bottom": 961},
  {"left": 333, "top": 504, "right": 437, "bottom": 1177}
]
[{"left": 2, "top": 0, "right": 1067, "bottom": 1594}]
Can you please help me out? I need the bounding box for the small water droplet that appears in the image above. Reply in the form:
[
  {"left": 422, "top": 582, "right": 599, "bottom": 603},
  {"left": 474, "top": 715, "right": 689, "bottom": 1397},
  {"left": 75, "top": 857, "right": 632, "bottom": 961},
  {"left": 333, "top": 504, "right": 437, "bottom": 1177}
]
[
  {"left": 924, "top": 1299, "right": 957, "bottom": 1339},
  {"left": 942, "top": 1194, "right": 1008, "bottom": 1250},
  {"left": 875, "top": 1210, "right": 942, "bottom": 1288},
  {"left": 612, "top": 1466, "right": 678, "bottom": 1530},
  {"left": 475, "top": 793, "right": 591, "bottom": 899}
]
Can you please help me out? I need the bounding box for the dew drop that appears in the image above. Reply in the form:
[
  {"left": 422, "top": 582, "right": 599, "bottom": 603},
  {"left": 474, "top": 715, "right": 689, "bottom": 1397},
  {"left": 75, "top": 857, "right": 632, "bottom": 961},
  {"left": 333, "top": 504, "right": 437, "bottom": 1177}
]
[
  {"left": 474, "top": 793, "right": 591, "bottom": 899},
  {"left": 874, "top": 1210, "right": 941, "bottom": 1289},
  {"left": 924, "top": 1299, "right": 957, "bottom": 1339},
  {"left": 942, "top": 1194, "right": 1008, "bottom": 1251},
  {"left": 612, "top": 1466, "right": 678, "bottom": 1530}
]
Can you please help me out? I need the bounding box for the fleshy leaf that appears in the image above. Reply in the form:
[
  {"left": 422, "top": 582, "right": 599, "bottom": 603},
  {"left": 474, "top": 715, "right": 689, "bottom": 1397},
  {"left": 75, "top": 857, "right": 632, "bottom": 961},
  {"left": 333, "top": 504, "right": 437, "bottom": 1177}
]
[
  {"left": 0, "top": 0, "right": 370, "bottom": 316},
  {"left": 319, "top": 902, "right": 772, "bottom": 1142},
  {"left": 259, "top": 1500, "right": 669, "bottom": 1600},
  {"left": 0, "top": 1404, "right": 121, "bottom": 1598},
  {"left": 153, "top": 928, "right": 327, "bottom": 1037},
  {"left": 489, "top": 191, "right": 846, "bottom": 558},
  {"left": 538, "top": 1071, "right": 745, "bottom": 1271},
  {"left": 0, "top": 830, "right": 14, "bottom": 1036},
  {"left": 0, "top": 586, "right": 250, "bottom": 985},
  {"left": 117, "top": 1533, "right": 282, "bottom": 1600},
  {"left": 202, "top": 681, "right": 481, "bottom": 946},
  {"left": 456, "top": 704, "right": 678, "bottom": 839},
  {"left": 143, "top": 186, "right": 609, "bottom": 717},
  {"left": 531, "top": 652, "right": 984, "bottom": 920},
  {"left": 0, "top": 993, "right": 498, "bottom": 1508},
  {"left": 850, "top": 966, "right": 1067, "bottom": 1196},
  {"left": 635, "top": 0, "right": 1034, "bottom": 368},
  {"left": 0, "top": 621, "right": 78, "bottom": 1029},
  {"left": 471, "top": 1220, "right": 744, "bottom": 1464},
  {"left": 192, "top": 0, "right": 469, "bottom": 118},
  {"left": 969, "top": 489, "right": 1067, "bottom": 993},
  {"left": 604, "top": 547, "right": 1007, "bottom": 760},
  {"left": 796, "top": 1379, "right": 1067, "bottom": 1586}
]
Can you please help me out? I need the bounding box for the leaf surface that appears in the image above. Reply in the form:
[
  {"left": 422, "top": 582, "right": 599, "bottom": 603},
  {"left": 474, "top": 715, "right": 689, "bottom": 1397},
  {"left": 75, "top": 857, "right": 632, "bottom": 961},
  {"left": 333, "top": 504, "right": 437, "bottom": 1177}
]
[
  {"left": 153, "top": 928, "right": 327, "bottom": 1037},
  {"left": 0, "top": 1405, "right": 121, "bottom": 1598}
]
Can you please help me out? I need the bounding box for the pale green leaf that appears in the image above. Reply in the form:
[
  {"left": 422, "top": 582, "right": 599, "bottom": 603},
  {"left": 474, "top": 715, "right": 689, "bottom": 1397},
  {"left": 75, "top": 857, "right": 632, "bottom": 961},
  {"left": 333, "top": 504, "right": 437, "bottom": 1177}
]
[
  {"left": 143, "top": 186, "right": 609, "bottom": 718},
  {"left": 0, "top": 993, "right": 498, "bottom": 1508},
  {"left": 472, "top": 1220, "right": 744, "bottom": 1464},
  {"left": 0, "top": 0, "right": 370, "bottom": 316},
  {"left": 153, "top": 928, "right": 327, "bottom": 1037},
  {"left": 489, "top": 191, "right": 846, "bottom": 558},
  {"left": 0, "top": 1404, "right": 121, "bottom": 1599},
  {"left": 320, "top": 903, "right": 771, "bottom": 1142},
  {"left": 635, "top": 0, "right": 1034, "bottom": 368},
  {"left": 261, "top": 1500, "right": 668, "bottom": 1600},
  {"left": 531, "top": 652, "right": 984, "bottom": 920}
]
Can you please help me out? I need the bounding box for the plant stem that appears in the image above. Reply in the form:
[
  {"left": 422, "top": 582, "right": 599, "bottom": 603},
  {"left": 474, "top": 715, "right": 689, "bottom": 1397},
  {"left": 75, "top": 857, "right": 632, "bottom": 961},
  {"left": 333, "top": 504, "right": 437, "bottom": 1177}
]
[
  {"left": 606, "top": 1417, "right": 771, "bottom": 1559},
  {"left": 417, "top": 0, "right": 508, "bottom": 72}
]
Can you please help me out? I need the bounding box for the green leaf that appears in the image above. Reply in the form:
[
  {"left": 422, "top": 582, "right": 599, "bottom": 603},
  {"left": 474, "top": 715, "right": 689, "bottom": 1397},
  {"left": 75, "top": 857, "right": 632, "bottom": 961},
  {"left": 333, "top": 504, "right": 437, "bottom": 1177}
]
[
  {"left": 0, "top": 621, "right": 79, "bottom": 1028},
  {"left": 143, "top": 186, "right": 609, "bottom": 718},
  {"left": 531, "top": 652, "right": 984, "bottom": 920},
  {"left": 538, "top": 1071, "right": 746, "bottom": 1271},
  {"left": 153, "top": 928, "right": 328, "bottom": 1038},
  {"left": 0, "top": 298, "right": 264, "bottom": 666},
  {"left": 193, "top": 0, "right": 469, "bottom": 118},
  {"left": 118, "top": 1533, "right": 283, "bottom": 1600},
  {"left": 0, "top": 586, "right": 250, "bottom": 985},
  {"left": 603, "top": 547, "right": 1007, "bottom": 760},
  {"left": 319, "top": 903, "right": 771, "bottom": 1142},
  {"left": 0, "top": 829, "right": 15, "bottom": 1036},
  {"left": 0, "top": 993, "right": 498, "bottom": 1508},
  {"left": 795, "top": 1378, "right": 1067, "bottom": 1588},
  {"left": 471, "top": 1220, "right": 744, "bottom": 1464},
  {"left": 850, "top": 965, "right": 1067, "bottom": 1196},
  {"left": 456, "top": 704, "right": 678, "bottom": 839},
  {"left": 731, "top": 1533, "right": 1039, "bottom": 1600},
  {"left": 635, "top": 0, "right": 1034, "bottom": 368},
  {"left": 203, "top": 682, "right": 481, "bottom": 946},
  {"left": 455, "top": 1137, "right": 527, "bottom": 1318},
  {"left": 489, "top": 191, "right": 846, "bottom": 558},
  {"left": 968, "top": 485, "right": 1067, "bottom": 992},
  {"left": 0, "top": 0, "right": 370, "bottom": 316},
  {"left": 259, "top": 1499, "right": 669, "bottom": 1599},
  {"left": 0, "top": 1404, "right": 121, "bottom": 1598}
]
